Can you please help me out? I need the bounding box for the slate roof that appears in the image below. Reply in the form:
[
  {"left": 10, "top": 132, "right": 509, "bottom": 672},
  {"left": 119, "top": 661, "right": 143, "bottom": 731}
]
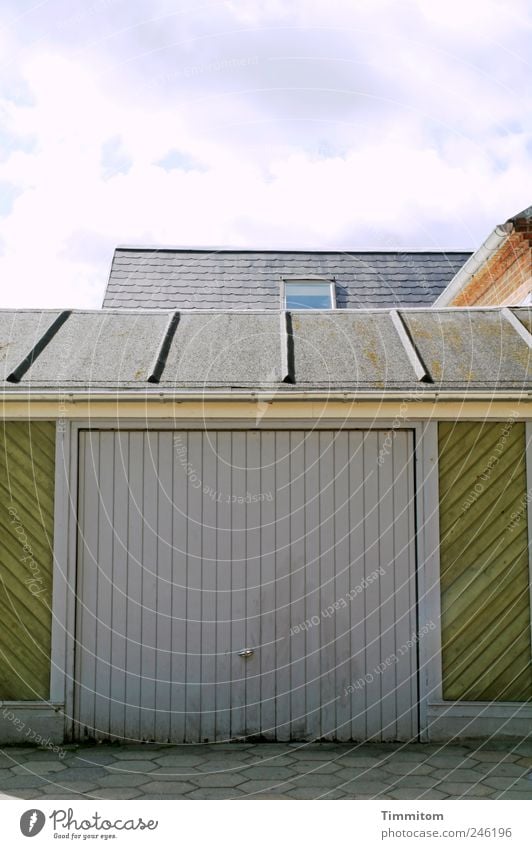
[
  {"left": 1, "top": 307, "right": 530, "bottom": 395},
  {"left": 103, "top": 249, "right": 471, "bottom": 310}
]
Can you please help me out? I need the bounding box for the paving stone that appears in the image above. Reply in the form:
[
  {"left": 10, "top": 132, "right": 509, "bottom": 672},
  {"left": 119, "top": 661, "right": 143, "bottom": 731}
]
[
  {"left": 106, "top": 760, "right": 158, "bottom": 774},
  {"left": 38, "top": 793, "right": 90, "bottom": 800},
  {"left": 141, "top": 781, "right": 196, "bottom": 794},
  {"left": 71, "top": 752, "right": 119, "bottom": 766},
  {"left": 5, "top": 789, "right": 46, "bottom": 799},
  {"left": 195, "top": 760, "right": 253, "bottom": 773},
  {"left": 483, "top": 777, "right": 532, "bottom": 792},
  {"left": 513, "top": 742, "right": 532, "bottom": 757},
  {"left": 398, "top": 776, "right": 441, "bottom": 789},
  {"left": 495, "top": 791, "right": 532, "bottom": 799},
  {"left": 431, "top": 768, "right": 486, "bottom": 782},
  {"left": 381, "top": 763, "right": 434, "bottom": 776},
  {"left": 0, "top": 775, "right": 47, "bottom": 789},
  {"left": 192, "top": 772, "right": 247, "bottom": 787},
  {"left": 186, "top": 788, "right": 244, "bottom": 799},
  {"left": 206, "top": 744, "right": 253, "bottom": 751},
  {"left": 286, "top": 761, "right": 340, "bottom": 775},
  {"left": 290, "top": 773, "right": 343, "bottom": 788},
  {"left": 40, "top": 781, "right": 99, "bottom": 794},
  {"left": 153, "top": 755, "right": 205, "bottom": 768},
  {"left": 466, "top": 750, "right": 517, "bottom": 763},
  {"left": 386, "top": 788, "right": 450, "bottom": 800},
  {"left": 290, "top": 749, "right": 348, "bottom": 761},
  {"left": 239, "top": 780, "right": 294, "bottom": 795},
  {"left": 287, "top": 786, "right": 339, "bottom": 799},
  {"left": 238, "top": 766, "right": 295, "bottom": 780},
  {"left": 91, "top": 788, "right": 143, "bottom": 799},
  {"left": 435, "top": 782, "right": 493, "bottom": 797},
  {"left": 97, "top": 773, "right": 154, "bottom": 787},
  {"left": 326, "top": 756, "right": 383, "bottom": 768},
  {"left": 486, "top": 763, "right": 529, "bottom": 778},
  {"left": 335, "top": 779, "right": 392, "bottom": 795},
  {"left": 49, "top": 767, "right": 108, "bottom": 782},
  {"left": 515, "top": 757, "right": 532, "bottom": 767},
  {"left": 109, "top": 750, "right": 160, "bottom": 760},
  {"left": 12, "top": 762, "right": 67, "bottom": 775}
]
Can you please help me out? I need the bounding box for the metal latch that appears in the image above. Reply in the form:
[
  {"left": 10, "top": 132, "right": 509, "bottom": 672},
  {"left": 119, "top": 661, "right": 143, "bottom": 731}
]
[{"left": 238, "top": 649, "right": 254, "bottom": 658}]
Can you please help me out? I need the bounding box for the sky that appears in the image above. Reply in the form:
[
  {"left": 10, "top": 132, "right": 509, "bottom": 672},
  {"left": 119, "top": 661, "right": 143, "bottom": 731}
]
[{"left": 0, "top": 0, "right": 531, "bottom": 308}]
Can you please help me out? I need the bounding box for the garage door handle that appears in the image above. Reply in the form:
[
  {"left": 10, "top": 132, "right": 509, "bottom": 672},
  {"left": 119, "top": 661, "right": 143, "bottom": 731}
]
[{"left": 238, "top": 649, "right": 254, "bottom": 658}]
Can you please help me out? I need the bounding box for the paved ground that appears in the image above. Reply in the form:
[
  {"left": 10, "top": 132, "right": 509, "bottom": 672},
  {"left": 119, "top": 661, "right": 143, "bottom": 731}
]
[{"left": 0, "top": 740, "right": 531, "bottom": 800}]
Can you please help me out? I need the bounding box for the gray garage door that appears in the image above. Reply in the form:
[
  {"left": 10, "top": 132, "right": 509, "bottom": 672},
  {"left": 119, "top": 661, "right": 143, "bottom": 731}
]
[{"left": 74, "top": 429, "right": 418, "bottom": 742}]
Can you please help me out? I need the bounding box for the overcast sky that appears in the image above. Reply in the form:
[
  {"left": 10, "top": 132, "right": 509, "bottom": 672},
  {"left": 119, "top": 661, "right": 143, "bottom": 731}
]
[{"left": 0, "top": 0, "right": 531, "bottom": 308}]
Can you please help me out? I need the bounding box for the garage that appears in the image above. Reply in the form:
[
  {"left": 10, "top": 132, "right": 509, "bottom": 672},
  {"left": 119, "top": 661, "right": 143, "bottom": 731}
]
[{"left": 74, "top": 428, "right": 418, "bottom": 743}]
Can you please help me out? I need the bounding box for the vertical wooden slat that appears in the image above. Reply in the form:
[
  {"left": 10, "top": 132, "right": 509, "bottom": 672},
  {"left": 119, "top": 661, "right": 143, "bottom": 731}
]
[
  {"left": 230, "top": 432, "right": 247, "bottom": 737},
  {"left": 304, "top": 431, "right": 321, "bottom": 739},
  {"left": 363, "top": 432, "right": 382, "bottom": 739},
  {"left": 124, "top": 432, "right": 143, "bottom": 741},
  {"left": 274, "top": 431, "right": 291, "bottom": 740},
  {"left": 319, "top": 432, "right": 336, "bottom": 739},
  {"left": 109, "top": 432, "right": 128, "bottom": 740},
  {"left": 259, "top": 432, "right": 277, "bottom": 738},
  {"left": 170, "top": 432, "right": 188, "bottom": 742},
  {"left": 245, "top": 432, "right": 262, "bottom": 736},
  {"left": 185, "top": 432, "right": 202, "bottom": 741},
  {"left": 215, "top": 432, "right": 232, "bottom": 739},
  {"left": 201, "top": 432, "right": 217, "bottom": 742}
]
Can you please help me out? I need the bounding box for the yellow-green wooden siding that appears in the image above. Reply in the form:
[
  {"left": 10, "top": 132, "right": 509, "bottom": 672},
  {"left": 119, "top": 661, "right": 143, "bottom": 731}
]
[
  {"left": 439, "top": 421, "right": 532, "bottom": 701},
  {"left": 0, "top": 422, "right": 55, "bottom": 699}
]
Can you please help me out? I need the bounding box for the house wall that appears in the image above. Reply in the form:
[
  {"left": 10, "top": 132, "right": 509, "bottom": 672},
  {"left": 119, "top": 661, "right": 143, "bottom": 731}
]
[
  {"left": 439, "top": 421, "right": 532, "bottom": 702},
  {"left": 451, "top": 226, "right": 532, "bottom": 306},
  {"left": 0, "top": 421, "right": 55, "bottom": 700}
]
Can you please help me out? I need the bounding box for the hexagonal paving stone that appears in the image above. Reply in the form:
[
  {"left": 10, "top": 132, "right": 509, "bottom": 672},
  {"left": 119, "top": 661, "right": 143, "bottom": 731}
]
[
  {"left": 185, "top": 788, "right": 244, "bottom": 799},
  {"left": 0, "top": 775, "right": 47, "bottom": 789},
  {"left": 191, "top": 773, "right": 245, "bottom": 788},
  {"left": 431, "top": 768, "right": 486, "bottom": 782},
  {"left": 487, "top": 763, "right": 529, "bottom": 777},
  {"left": 40, "top": 781, "right": 99, "bottom": 794},
  {"left": 435, "top": 782, "right": 493, "bottom": 797},
  {"left": 381, "top": 762, "right": 434, "bottom": 776},
  {"left": 12, "top": 762, "right": 66, "bottom": 775},
  {"left": 108, "top": 749, "right": 161, "bottom": 760},
  {"left": 239, "top": 766, "right": 295, "bottom": 780},
  {"left": 482, "top": 777, "right": 532, "bottom": 792},
  {"left": 287, "top": 786, "right": 338, "bottom": 799},
  {"left": 46, "top": 767, "right": 108, "bottom": 782},
  {"left": 333, "top": 780, "right": 389, "bottom": 796},
  {"left": 92, "top": 788, "right": 143, "bottom": 799},
  {"left": 239, "top": 780, "right": 294, "bottom": 795},
  {"left": 467, "top": 750, "right": 517, "bottom": 763},
  {"left": 141, "top": 781, "right": 196, "bottom": 795},
  {"left": 153, "top": 755, "right": 205, "bottom": 768},
  {"left": 290, "top": 773, "right": 343, "bottom": 788},
  {"left": 105, "top": 761, "right": 158, "bottom": 774},
  {"left": 397, "top": 776, "right": 440, "bottom": 789},
  {"left": 72, "top": 752, "right": 119, "bottom": 766},
  {"left": 386, "top": 788, "right": 450, "bottom": 800},
  {"left": 97, "top": 773, "right": 154, "bottom": 787}
]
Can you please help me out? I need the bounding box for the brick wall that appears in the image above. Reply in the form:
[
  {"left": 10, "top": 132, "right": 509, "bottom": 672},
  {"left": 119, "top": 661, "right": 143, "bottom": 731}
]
[{"left": 451, "top": 227, "right": 532, "bottom": 306}]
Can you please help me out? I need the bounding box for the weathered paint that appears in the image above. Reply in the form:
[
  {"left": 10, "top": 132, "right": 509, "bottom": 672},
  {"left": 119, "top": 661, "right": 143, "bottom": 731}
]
[
  {"left": 75, "top": 429, "right": 418, "bottom": 742},
  {"left": 0, "top": 422, "right": 55, "bottom": 700},
  {"left": 439, "top": 421, "right": 532, "bottom": 702}
]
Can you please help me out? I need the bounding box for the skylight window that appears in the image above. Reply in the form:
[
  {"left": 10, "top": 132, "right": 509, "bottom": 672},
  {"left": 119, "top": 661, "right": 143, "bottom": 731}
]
[{"left": 283, "top": 279, "right": 336, "bottom": 310}]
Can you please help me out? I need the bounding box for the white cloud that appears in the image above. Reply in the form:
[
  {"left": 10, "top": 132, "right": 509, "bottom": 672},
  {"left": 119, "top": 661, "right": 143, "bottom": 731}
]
[{"left": 0, "top": 0, "right": 530, "bottom": 308}]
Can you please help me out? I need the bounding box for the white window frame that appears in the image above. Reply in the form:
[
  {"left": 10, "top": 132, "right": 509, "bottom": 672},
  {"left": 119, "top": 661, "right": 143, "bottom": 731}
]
[{"left": 280, "top": 276, "right": 337, "bottom": 310}]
